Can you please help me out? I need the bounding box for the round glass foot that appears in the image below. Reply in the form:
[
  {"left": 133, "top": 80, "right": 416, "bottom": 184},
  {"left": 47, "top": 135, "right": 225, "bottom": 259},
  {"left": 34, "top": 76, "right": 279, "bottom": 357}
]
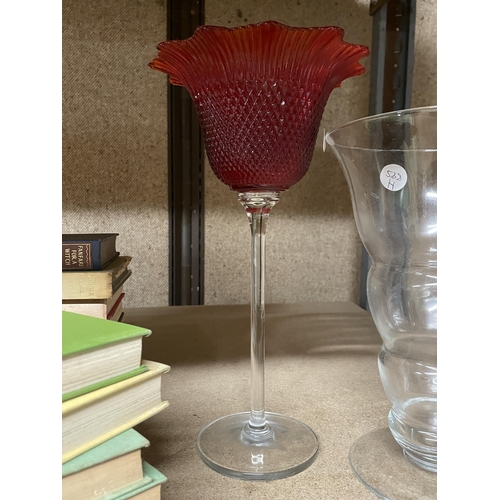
[
  {"left": 196, "top": 412, "right": 319, "bottom": 481},
  {"left": 349, "top": 428, "right": 437, "bottom": 500}
]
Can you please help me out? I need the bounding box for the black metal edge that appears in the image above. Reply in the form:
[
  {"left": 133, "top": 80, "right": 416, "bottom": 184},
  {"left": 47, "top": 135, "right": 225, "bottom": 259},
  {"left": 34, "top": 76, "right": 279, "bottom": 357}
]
[
  {"left": 167, "top": 0, "right": 205, "bottom": 305},
  {"left": 361, "top": 0, "right": 416, "bottom": 311}
]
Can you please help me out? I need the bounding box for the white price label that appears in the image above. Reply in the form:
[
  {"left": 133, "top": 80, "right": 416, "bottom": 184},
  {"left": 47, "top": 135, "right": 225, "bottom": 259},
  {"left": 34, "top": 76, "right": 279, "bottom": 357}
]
[{"left": 380, "top": 164, "right": 407, "bottom": 191}]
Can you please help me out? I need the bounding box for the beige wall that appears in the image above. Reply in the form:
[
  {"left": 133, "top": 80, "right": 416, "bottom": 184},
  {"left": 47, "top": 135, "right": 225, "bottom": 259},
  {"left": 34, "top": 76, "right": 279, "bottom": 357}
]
[
  {"left": 412, "top": 0, "right": 437, "bottom": 108},
  {"left": 62, "top": 0, "right": 436, "bottom": 308},
  {"left": 62, "top": 0, "right": 169, "bottom": 307}
]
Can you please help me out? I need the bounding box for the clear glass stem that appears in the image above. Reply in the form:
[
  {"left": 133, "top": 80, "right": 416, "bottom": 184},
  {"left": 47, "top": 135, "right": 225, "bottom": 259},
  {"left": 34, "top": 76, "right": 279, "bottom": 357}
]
[
  {"left": 196, "top": 193, "right": 318, "bottom": 478},
  {"left": 238, "top": 192, "right": 280, "bottom": 442}
]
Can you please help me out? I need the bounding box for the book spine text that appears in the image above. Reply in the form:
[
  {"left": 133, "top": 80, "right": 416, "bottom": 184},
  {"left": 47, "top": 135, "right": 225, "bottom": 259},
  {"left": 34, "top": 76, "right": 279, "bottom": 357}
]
[{"left": 63, "top": 243, "right": 93, "bottom": 270}]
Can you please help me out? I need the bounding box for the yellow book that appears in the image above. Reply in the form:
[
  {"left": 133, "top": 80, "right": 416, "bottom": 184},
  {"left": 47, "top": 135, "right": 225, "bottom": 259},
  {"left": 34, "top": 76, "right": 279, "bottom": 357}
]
[{"left": 62, "top": 360, "right": 170, "bottom": 463}]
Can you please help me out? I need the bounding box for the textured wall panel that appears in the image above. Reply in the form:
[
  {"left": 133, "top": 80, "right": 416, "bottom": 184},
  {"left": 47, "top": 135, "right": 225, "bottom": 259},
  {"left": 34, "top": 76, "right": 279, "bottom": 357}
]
[
  {"left": 62, "top": 0, "right": 436, "bottom": 308},
  {"left": 62, "top": 0, "right": 169, "bottom": 307},
  {"left": 412, "top": 0, "right": 437, "bottom": 108}
]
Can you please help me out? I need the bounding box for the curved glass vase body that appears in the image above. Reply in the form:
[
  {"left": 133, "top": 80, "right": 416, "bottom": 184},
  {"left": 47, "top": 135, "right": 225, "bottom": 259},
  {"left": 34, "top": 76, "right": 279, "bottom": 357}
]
[
  {"left": 326, "top": 106, "right": 437, "bottom": 475},
  {"left": 150, "top": 21, "right": 368, "bottom": 480}
]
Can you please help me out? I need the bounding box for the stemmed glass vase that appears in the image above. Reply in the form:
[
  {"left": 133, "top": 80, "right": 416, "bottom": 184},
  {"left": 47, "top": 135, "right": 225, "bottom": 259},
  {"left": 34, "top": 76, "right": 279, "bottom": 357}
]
[{"left": 150, "top": 21, "right": 369, "bottom": 480}]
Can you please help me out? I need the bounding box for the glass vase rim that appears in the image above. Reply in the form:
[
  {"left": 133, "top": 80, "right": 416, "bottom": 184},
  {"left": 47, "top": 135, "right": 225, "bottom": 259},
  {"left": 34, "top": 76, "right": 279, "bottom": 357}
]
[
  {"left": 163, "top": 19, "right": 353, "bottom": 39},
  {"left": 325, "top": 105, "right": 437, "bottom": 153}
]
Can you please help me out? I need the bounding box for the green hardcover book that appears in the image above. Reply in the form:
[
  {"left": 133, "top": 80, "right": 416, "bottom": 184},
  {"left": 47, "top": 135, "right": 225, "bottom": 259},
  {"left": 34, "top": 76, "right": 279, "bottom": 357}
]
[
  {"left": 112, "top": 461, "right": 167, "bottom": 500},
  {"left": 62, "top": 429, "right": 152, "bottom": 500},
  {"left": 62, "top": 311, "right": 151, "bottom": 402}
]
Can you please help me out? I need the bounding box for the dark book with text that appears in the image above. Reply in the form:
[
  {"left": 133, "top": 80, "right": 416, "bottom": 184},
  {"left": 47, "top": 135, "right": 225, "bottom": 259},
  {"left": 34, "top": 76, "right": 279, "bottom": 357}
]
[{"left": 62, "top": 233, "right": 119, "bottom": 270}]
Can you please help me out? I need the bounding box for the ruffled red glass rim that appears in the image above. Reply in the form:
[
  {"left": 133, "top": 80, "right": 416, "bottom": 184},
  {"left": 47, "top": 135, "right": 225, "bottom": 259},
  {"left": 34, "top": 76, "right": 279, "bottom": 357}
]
[
  {"left": 149, "top": 20, "right": 369, "bottom": 91},
  {"left": 148, "top": 21, "right": 370, "bottom": 192}
]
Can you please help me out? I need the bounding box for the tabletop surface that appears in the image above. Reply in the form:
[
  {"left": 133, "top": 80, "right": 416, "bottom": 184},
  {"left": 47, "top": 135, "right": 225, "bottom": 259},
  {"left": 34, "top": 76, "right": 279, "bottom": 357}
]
[{"left": 125, "top": 302, "right": 392, "bottom": 500}]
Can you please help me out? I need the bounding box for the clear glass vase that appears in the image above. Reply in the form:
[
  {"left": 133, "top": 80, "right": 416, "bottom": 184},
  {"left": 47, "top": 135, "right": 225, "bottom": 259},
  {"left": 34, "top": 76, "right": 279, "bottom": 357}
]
[{"left": 325, "top": 106, "right": 437, "bottom": 496}]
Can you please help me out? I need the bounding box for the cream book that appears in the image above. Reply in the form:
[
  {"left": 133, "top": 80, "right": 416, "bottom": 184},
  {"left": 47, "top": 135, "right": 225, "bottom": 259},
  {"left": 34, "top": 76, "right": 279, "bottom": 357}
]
[
  {"left": 62, "top": 360, "right": 170, "bottom": 463},
  {"left": 62, "top": 255, "right": 132, "bottom": 300},
  {"left": 64, "top": 455, "right": 166, "bottom": 500},
  {"left": 62, "top": 287, "right": 125, "bottom": 319},
  {"left": 113, "top": 461, "right": 167, "bottom": 500},
  {"left": 62, "top": 429, "right": 150, "bottom": 500}
]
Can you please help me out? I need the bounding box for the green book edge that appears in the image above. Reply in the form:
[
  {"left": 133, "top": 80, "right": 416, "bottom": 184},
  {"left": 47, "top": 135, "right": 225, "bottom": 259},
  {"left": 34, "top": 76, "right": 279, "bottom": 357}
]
[
  {"left": 62, "top": 428, "right": 150, "bottom": 477},
  {"left": 62, "top": 365, "right": 149, "bottom": 402},
  {"left": 104, "top": 461, "right": 168, "bottom": 500},
  {"left": 62, "top": 311, "right": 151, "bottom": 357}
]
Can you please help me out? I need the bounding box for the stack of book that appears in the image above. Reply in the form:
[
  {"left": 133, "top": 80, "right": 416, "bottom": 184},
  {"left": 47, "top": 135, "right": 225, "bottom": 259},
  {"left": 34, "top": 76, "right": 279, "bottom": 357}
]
[
  {"left": 62, "top": 311, "right": 170, "bottom": 500},
  {"left": 62, "top": 234, "right": 132, "bottom": 321}
]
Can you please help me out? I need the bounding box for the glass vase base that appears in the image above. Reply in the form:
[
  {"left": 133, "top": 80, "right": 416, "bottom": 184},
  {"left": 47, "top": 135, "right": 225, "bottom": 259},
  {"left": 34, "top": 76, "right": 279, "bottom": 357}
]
[
  {"left": 196, "top": 412, "right": 319, "bottom": 481},
  {"left": 349, "top": 427, "right": 437, "bottom": 500}
]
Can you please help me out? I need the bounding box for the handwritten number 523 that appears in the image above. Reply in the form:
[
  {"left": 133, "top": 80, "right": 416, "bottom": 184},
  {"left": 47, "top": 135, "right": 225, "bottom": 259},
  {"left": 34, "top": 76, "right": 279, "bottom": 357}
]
[{"left": 386, "top": 169, "right": 402, "bottom": 181}]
